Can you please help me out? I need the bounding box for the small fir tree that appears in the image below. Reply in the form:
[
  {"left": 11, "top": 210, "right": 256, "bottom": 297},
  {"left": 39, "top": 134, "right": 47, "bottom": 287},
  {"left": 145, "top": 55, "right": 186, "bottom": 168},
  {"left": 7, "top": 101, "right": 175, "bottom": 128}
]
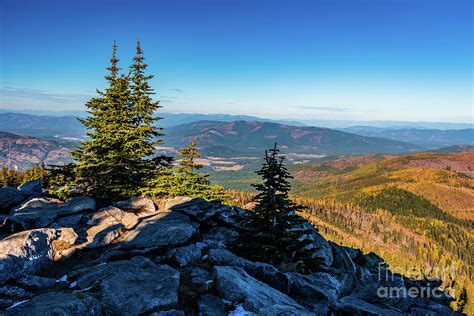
[
  {"left": 172, "top": 139, "right": 212, "bottom": 197},
  {"left": 230, "top": 143, "right": 320, "bottom": 273},
  {"left": 145, "top": 139, "right": 224, "bottom": 200}
]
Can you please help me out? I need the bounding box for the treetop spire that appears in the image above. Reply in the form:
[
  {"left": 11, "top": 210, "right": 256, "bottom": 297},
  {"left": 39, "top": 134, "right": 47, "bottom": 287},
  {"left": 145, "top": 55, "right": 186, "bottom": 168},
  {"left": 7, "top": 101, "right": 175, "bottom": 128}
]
[
  {"left": 105, "top": 41, "right": 120, "bottom": 81},
  {"left": 136, "top": 38, "right": 142, "bottom": 56}
]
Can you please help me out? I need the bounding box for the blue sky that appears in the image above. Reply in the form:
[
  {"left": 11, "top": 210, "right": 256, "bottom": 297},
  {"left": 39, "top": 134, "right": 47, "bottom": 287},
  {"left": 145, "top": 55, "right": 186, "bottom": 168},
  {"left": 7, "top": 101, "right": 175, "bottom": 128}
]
[{"left": 1, "top": 0, "right": 472, "bottom": 122}]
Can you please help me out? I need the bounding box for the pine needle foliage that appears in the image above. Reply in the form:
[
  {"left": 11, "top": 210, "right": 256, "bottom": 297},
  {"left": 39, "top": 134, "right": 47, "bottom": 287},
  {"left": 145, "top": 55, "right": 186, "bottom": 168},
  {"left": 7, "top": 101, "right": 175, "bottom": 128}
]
[
  {"left": 230, "top": 143, "right": 320, "bottom": 273},
  {"left": 48, "top": 41, "right": 171, "bottom": 202},
  {"left": 144, "top": 139, "right": 225, "bottom": 201},
  {"left": 0, "top": 163, "right": 47, "bottom": 187}
]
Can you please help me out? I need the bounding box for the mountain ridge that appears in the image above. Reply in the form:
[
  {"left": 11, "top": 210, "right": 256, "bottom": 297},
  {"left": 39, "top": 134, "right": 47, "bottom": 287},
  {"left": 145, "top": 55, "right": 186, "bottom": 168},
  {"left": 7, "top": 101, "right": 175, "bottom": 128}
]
[{"left": 165, "top": 120, "right": 422, "bottom": 156}]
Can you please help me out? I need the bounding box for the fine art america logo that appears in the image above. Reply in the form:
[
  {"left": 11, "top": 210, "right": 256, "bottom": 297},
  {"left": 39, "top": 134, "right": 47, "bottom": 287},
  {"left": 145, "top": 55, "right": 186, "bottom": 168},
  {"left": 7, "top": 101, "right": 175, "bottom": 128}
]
[{"left": 376, "top": 263, "right": 457, "bottom": 299}]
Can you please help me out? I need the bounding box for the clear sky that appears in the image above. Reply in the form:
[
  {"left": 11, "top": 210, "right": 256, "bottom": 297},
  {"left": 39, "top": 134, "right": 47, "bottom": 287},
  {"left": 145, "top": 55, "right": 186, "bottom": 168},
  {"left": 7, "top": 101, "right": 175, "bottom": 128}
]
[{"left": 1, "top": 0, "right": 472, "bottom": 122}]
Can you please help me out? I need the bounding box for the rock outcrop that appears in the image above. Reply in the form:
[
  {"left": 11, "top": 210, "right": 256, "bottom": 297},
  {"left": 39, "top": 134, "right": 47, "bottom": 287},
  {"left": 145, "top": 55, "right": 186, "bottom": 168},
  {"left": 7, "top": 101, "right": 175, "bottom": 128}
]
[{"left": 0, "top": 184, "right": 461, "bottom": 315}]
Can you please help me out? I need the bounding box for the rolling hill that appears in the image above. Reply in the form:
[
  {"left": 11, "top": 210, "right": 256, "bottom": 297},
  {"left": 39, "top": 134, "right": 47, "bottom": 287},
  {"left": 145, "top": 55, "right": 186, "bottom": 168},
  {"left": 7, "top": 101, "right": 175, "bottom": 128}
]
[
  {"left": 291, "top": 152, "right": 474, "bottom": 219},
  {"left": 340, "top": 126, "right": 474, "bottom": 148},
  {"left": 0, "top": 113, "right": 86, "bottom": 139},
  {"left": 0, "top": 112, "right": 303, "bottom": 139},
  {"left": 219, "top": 152, "right": 474, "bottom": 313},
  {"left": 432, "top": 145, "right": 474, "bottom": 154},
  {"left": 165, "top": 120, "right": 422, "bottom": 156},
  {"left": 0, "top": 131, "right": 73, "bottom": 169}
]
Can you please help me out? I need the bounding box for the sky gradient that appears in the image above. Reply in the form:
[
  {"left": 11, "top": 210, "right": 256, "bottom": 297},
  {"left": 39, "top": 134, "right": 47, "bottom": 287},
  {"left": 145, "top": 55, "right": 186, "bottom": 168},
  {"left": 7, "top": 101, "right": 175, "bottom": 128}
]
[{"left": 1, "top": 0, "right": 472, "bottom": 123}]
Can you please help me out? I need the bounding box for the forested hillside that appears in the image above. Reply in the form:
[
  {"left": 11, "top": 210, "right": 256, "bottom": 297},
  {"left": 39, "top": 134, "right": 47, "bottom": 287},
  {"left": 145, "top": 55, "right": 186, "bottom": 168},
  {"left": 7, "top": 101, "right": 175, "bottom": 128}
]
[
  {"left": 0, "top": 131, "right": 73, "bottom": 169},
  {"left": 165, "top": 120, "right": 422, "bottom": 155},
  {"left": 222, "top": 152, "right": 474, "bottom": 314}
]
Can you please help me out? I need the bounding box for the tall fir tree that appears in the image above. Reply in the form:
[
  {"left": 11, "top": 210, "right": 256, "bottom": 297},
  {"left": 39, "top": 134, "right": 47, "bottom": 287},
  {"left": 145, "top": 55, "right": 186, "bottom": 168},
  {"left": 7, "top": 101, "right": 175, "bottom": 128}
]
[
  {"left": 71, "top": 42, "right": 136, "bottom": 201},
  {"left": 48, "top": 41, "right": 170, "bottom": 201},
  {"left": 128, "top": 40, "right": 171, "bottom": 181},
  {"left": 230, "top": 143, "right": 320, "bottom": 273}
]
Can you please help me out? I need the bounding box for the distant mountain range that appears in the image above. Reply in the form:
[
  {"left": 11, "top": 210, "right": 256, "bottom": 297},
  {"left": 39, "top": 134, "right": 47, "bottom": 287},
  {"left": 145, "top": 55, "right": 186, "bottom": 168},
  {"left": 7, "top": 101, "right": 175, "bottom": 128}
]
[
  {"left": 432, "top": 145, "right": 474, "bottom": 153},
  {"left": 164, "top": 120, "right": 421, "bottom": 156},
  {"left": 0, "top": 112, "right": 305, "bottom": 139},
  {"left": 0, "top": 131, "right": 73, "bottom": 169},
  {"left": 1, "top": 109, "right": 471, "bottom": 130},
  {"left": 340, "top": 126, "right": 474, "bottom": 148},
  {"left": 0, "top": 113, "right": 86, "bottom": 139},
  {"left": 0, "top": 111, "right": 471, "bottom": 169}
]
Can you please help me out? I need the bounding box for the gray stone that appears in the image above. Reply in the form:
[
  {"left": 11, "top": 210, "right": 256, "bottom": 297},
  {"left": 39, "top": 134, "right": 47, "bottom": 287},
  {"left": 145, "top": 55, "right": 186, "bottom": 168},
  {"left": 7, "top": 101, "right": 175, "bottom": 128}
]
[
  {"left": 395, "top": 296, "right": 457, "bottom": 315},
  {"left": 0, "top": 228, "right": 77, "bottom": 285},
  {"left": 99, "top": 249, "right": 128, "bottom": 263},
  {"left": 213, "top": 266, "right": 305, "bottom": 313},
  {"left": 0, "top": 187, "right": 28, "bottom": 214},
  {"left": 203, "top": 227, "right": 239, "bottom": 244},
  {"left": 300, "top": 223, "right": 333, "bottom": 267},
  {"left": 150, "top": 310, "right": 185, "bottom": 316},
  {"left": 159, "top": 196, "right": 194, "bottom": 212},
  {"left": 198, "top": 294, "right": 226, "bottom": 316},
  {"left": 129, "top": 255, "right": 157, "bottom": 268},
  {"left": 0, "top": 286, "right": 33, "bottom": 299},
  {"left": 62, "top": 196, "right": 96, "bottom": 215},
  {"left": 0, "top": 298, "right": 16, "bottom": 310},
  {"left": 358, "top": 251, "right": 386, "bottom": 270},
  {"left": 0, "top": 215, "right": 24, "bottom": 235},
  {"left": 51, "top": 213, "right": 83, "bottom": 228},
  {"left": 351, "top": 272, "right": 405, "bottom": 305},
  {"left": 409, "top": 308, "right": 438, "bottom": 316},
  {"left": 77, "top": 260, "right": 180, "bottom": 315},
  {"left": 10, "top": 196, "right": 95, "bottom": 230},
  {"left": 188, "top": 267, "right": 213, "bottom": 288},
  {"left": 216, "top": 206, "right": 246, "bottom": 227},
  {"left": 328, "top": 270, "right": 358, "bottom": 296},
  {"left": 339, "top": 296, "right": 406, "bottom": 316},
  {"left": 4, "top": 292, "right": 103, "bottom": 315},
  {"left": 88, "top": 206, "right": 138, "bottom": 229},
  {"left": 208, "top": 248, "right": 253, "bottom": 268},
  {"left": 331, "top": 242, "right": 356, "bottom": 273},
  {"left": 208, "top": 248, "right": 290, "bottom": 293},
  {"left": 114, "top": 196, "right": 156, "bottom": 214},
  {"left": 85, "top": 224, "right": 124, "bottom": 248},
  {"left": 83, "top": 206, "right": 139, "bottom": 249},
  {"left": 16, "top": 275, "right": 56, "bottom": 290},
  {"left": 17, "top": 180, "right": 42, "bottom": 195},
  {"left": 167, "top": 242, "right": 207, "bottom": 267},
  {"left": 286, "top": 271, "right": 341, "bottom": 306},
  {"left": 259, "top": 305, "right": 315, "bottom": 316},
  {"left": 170, "top": 198, "right": 223, "bottom": 222},
  {"left": 122, "top": 211, "right": 198, "bottom": 250}
]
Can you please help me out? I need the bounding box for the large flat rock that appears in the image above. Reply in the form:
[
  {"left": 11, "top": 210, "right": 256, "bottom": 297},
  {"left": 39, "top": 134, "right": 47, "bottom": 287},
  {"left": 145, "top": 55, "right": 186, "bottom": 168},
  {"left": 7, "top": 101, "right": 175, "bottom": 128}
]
[
  {"left": 4, "top": 292, "right": 102, "bottom": 315},
  {"left": 83, "top": 206, "right": 138, "bottom": 249},
  {"left": 122, "top": 212, "right": 198, "bottom": 250},
  {"left": 213, "top": 265, "right": 307, "bottom": 313},
  {"left": 0, "top": 228, "right": 77, "bottom": 285},
  {"left": 0, "top": 187, "right": 28, "bottom": 214},
  {"left": 9, "top": 197, "right": 95, "bottom": 230},
  {"left": 77, "top": 259, "right": 180, "bottom": 315}
]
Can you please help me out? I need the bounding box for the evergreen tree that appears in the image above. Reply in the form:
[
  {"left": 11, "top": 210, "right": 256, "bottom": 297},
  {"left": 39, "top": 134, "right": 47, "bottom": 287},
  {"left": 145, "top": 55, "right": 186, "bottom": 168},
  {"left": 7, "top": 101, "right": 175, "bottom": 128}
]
[
  {"left": 0, "top": 163, "right": 46, "bottom": 187},
  {"left": 145, "top": 139, "right": 224, "bottom": 200},
  {"left": 171, "top": 139, "right": 212, "bottom": 197},
  {"left": 48, "top": 41, "right": 170, "bottom": 202},
  {"left": 70, "top": 42, "right": 138, "bottom": 201},
  {"left": 128, "top": 40, "right": 171, "bottom": 183},
  {"left": 230, "top": 143, "right": 320, "bottom": 273}
]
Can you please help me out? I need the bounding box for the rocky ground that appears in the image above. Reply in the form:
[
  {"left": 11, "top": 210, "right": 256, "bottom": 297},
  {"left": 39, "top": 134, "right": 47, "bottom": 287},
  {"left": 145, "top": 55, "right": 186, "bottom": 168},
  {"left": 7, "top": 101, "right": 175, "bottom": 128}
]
[{"left": 0, "top": 180, "right": 462, "bottom": 315}]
